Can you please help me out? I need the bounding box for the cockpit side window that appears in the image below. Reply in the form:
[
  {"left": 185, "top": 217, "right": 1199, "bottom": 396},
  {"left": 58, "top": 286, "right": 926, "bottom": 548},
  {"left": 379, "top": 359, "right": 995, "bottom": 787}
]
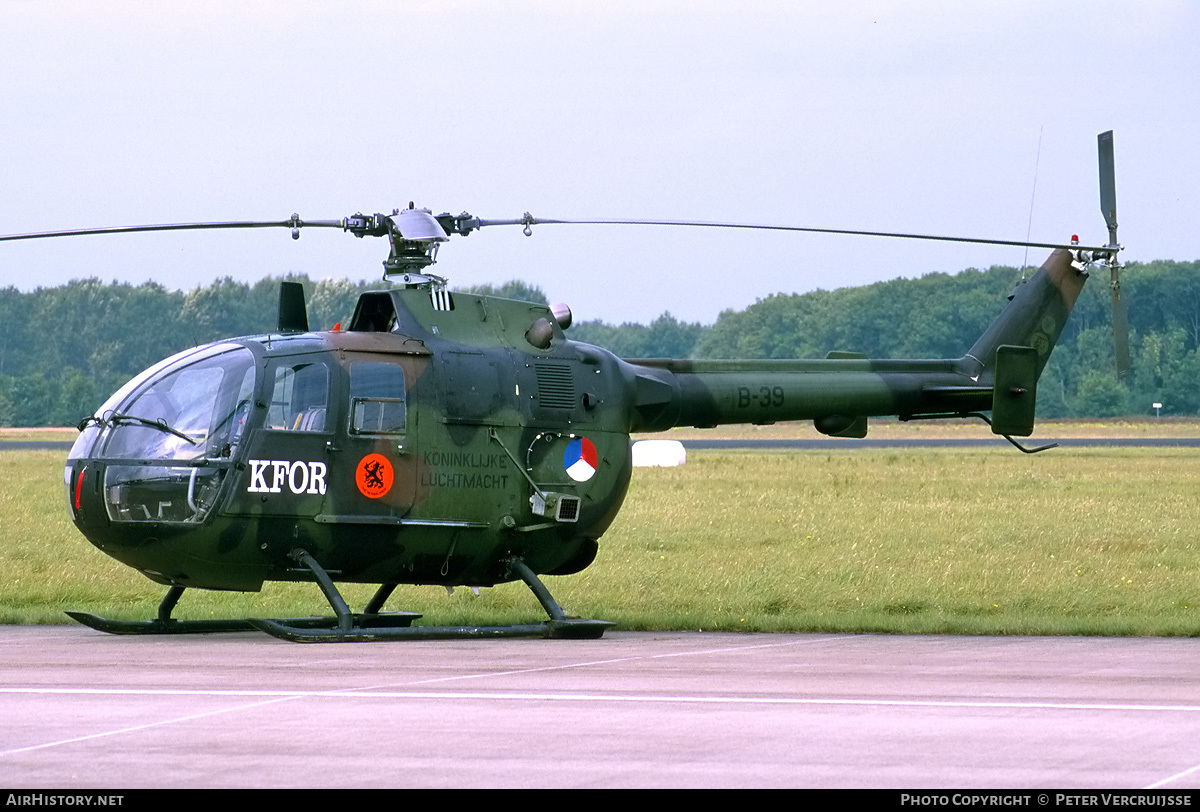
[
  {"left": 349, "top": 361, "right": 406, "bottom": 435},
  {"left": 267, "top": 360, "right": 330, "bottom": 432},
  {"left": 97, "top": 346, "right": 255, "bottom": 461}
]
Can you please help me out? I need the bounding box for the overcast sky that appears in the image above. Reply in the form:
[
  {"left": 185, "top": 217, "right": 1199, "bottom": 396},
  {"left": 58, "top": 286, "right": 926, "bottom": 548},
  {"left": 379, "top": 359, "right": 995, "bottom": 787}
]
[{"left": 1, "top": 1, "right": 1196, "bottom": 325}]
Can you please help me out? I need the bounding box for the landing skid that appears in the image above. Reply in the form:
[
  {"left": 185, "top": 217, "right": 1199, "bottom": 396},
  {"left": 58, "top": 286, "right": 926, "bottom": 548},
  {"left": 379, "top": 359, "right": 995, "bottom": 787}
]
[
  {"left": 65, "top": 609, "right": 255, "bottom": 635},
  {"left": 66, "top": 586, "right": 260, "bottom": 635},
  {"left": 247, "top": 617, "right": 612, "bottom": 642},
  {"left": 66, "top": 553, "right": 613, "bottom": 642}
]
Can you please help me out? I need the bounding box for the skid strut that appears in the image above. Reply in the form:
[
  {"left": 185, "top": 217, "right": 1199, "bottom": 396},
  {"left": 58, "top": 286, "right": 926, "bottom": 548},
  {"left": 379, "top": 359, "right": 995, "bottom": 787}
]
[
  {"left": 248, "top": 550, "right": 612, "bottom": 642},
  {"left": 67, "top": 550, "right": 612, "bottom": 642}
]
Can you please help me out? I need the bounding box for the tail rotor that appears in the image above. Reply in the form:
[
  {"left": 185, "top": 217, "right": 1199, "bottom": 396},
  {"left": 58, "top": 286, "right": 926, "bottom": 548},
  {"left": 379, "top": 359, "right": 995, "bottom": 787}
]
[{"left": 1097, "top": 130, "right": 1129, "bottom": 379}]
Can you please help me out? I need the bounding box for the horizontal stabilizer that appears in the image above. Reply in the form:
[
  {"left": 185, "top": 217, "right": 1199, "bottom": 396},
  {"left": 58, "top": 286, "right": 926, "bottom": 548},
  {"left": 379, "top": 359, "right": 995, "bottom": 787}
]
[{"left": 922, "top": 385, "right": 994, "bottom": 398}]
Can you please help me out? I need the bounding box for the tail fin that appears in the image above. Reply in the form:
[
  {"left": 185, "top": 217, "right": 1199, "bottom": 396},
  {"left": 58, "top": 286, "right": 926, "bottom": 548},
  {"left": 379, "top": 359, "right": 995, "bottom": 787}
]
[{"left": 963, "top": 249, "right": 1087, "bottom": 380}]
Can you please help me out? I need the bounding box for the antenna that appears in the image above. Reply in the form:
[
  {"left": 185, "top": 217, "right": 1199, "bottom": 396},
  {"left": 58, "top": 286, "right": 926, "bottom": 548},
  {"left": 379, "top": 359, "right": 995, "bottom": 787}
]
[{"left": 1021, "top": 126, "right": 1044, "bottom": 279}]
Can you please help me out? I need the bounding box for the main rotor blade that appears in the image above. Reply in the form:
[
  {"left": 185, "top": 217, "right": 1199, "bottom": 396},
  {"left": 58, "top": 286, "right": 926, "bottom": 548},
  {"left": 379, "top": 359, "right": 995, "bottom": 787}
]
[
  {"left": 470, "top": 215, "right": 1116, "bottom": 255},
  {"left": 0, "top": 218, "right": 345, "bottom": 243}
]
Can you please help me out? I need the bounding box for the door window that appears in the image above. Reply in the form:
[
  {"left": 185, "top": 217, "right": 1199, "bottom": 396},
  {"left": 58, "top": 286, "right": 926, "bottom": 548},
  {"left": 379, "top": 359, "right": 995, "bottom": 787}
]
[
  {"left": 266, "top": 361, "right": 329, "bottom": 432},
  {"left": 349, "top": 361, "right": 406, "bottom": 435}
]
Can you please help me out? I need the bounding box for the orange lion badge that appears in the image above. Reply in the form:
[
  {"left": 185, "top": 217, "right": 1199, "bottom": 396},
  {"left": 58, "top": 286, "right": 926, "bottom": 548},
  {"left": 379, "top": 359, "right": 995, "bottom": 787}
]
[{"left": 355, "top": 453, "right": 393, "bottom": 499}]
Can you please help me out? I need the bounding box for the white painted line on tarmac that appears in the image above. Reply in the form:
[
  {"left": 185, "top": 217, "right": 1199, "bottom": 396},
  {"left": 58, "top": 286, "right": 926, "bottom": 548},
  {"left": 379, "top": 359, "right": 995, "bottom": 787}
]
[
  {"left": 348, "top": 634, "right": 860, "bottom": 691},
  {"left": 1145, "top": 761, "right": 1200, "bottom": 789},
  {"left": 4, "top": 684, "right": 1200, "bottom": 714},
  {"left": 0, "top": 694, "right": 304, "bottom": 757},
  {"left": 645, "top": 635, "right": 863, "bottom": 659}
]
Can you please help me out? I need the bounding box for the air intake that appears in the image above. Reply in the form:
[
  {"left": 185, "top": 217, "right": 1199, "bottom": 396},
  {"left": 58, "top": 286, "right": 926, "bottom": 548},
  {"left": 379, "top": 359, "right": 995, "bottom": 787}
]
[{"left": 534, "top": 363, "right": 575, "bottom": 410}]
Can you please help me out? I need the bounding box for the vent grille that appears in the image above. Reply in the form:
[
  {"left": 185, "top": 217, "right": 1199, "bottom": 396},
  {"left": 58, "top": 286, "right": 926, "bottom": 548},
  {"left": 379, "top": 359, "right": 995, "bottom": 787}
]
[{"left": 534, "top": 363, "right": 575, "bottom": 410}]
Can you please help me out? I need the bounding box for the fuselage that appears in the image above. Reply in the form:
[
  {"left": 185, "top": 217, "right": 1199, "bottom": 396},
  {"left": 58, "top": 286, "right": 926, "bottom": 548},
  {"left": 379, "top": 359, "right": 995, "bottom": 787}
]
[
  {"left": 64, "top": 250, "right": 1086, "bottom": 593},
  {"left": 66, "top": 289, "right": 636, "bottom": 591}
]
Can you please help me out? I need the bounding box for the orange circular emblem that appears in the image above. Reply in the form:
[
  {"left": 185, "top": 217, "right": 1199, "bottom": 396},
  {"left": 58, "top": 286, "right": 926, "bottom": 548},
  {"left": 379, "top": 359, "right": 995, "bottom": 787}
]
[{"left": 355, "top": 453, "right": 393, "bottom": 499}]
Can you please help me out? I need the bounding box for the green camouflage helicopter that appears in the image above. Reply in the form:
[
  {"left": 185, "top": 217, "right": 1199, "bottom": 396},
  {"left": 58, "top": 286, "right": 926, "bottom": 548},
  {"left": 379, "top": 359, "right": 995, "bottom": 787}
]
[{"left": 0, "top": 133, "right": 1123, "bottom": 642}]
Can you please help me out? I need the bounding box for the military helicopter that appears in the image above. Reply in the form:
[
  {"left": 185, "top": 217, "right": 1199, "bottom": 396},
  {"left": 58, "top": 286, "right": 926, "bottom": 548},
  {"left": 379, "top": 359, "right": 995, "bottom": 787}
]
[{"left": 0, "top": 132, "right": 1123, "bottom": 642}]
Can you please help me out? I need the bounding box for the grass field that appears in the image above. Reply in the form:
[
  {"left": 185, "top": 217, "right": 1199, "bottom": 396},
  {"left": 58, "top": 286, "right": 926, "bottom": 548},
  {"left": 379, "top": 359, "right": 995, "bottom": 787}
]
[{"left": 2, "top": 444, "right": 1199, "bottom": 636}]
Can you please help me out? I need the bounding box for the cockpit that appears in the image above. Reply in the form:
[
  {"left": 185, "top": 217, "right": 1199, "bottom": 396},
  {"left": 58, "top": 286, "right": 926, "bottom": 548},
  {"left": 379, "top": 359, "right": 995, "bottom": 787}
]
[{"left": 67, "top": 342, "right": 256, "bottom": 525}]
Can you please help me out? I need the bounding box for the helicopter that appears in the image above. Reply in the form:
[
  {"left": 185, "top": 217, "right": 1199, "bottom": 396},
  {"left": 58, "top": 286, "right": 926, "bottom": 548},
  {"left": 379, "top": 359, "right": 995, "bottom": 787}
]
[{"left": 0, "top": 132, "right": 1123, "bottom": 642}]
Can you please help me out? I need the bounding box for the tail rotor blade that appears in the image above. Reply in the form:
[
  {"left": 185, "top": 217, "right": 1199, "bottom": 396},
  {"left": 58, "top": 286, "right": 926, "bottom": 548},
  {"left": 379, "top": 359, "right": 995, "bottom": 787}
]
[
  {"left": 1112, "top": 282, "right": 1131, "bottom": 380},
  {"left": 1098, "top": 131, "right": 1118, "bottom": 245},
  {"left": 1097, "top": 130, "right": 1128, "bottom": 379}
]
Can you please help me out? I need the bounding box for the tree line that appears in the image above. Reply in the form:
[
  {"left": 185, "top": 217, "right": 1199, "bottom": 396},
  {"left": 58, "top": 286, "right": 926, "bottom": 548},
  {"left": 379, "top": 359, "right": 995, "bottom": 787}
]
[{"left": 0, "top": 258, "right": 1196, "bottom": 426}]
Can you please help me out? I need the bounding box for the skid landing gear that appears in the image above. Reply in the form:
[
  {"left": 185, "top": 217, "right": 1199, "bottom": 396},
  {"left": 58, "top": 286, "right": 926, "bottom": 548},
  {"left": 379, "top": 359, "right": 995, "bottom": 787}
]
[
  {"left": 66, "top": 551, "right": 613, "bottom": 643},
  {"left": 67, "top": 586, "right": 258, "bottom": 635}
]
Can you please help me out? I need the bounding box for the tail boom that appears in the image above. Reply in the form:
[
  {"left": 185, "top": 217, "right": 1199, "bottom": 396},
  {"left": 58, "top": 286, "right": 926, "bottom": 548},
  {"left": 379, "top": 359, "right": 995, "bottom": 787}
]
[{"left": 620, "top": 250, "right": 1087, "bottom": 436}]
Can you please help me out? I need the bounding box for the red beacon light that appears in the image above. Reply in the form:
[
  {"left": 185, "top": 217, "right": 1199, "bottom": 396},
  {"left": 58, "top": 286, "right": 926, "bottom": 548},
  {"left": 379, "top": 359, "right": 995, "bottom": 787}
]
[{"left": 1071, "top": 234, "right": 1079, "bottom": 245}]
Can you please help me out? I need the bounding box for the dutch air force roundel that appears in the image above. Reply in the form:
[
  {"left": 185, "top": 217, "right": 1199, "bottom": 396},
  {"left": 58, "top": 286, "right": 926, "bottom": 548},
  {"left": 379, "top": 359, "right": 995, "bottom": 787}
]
[
  {"left": 564, "top": 437, "right": 598, "bottom": 482},
  {"left": 356, "top": 453, "right": 394, "bottom": 499}
]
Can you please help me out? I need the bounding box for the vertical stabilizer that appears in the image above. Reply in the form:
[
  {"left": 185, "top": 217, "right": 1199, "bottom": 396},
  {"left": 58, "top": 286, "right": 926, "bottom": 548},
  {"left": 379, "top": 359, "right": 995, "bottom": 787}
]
[{"left": 963, "top": 249, "right": 1086, "bottom": 380}]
